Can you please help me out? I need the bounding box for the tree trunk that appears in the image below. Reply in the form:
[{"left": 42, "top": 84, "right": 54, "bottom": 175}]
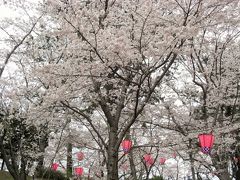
[
  {"left": 212, "top": 153, "right": 231, "bottom": 180},
  {"left": 189, "top": 139, "right": 196, "bottom": 180},
  {"left": 236, "top": 168, "right": 240, "bottom": 180},
  {"left": 107, "top": 126, "right": 118, "bottom": 180},
  {"left": 217, "top": 168, "right": 231, "bottom": 180},
  {"left": 176, "top": 160, "right": 179, "bottom": 180},
  {"left": 129, "top": 150, "right": 137, "bottom": 180},
  {"left": 145, "top": 169, "right": 150, "bottom": 180},
  {"left": 126, "top": 130, "right": 137, "bottom": 180},
  {"left": 36, "top": 133, "right": 48, "bottom": 175},
  {"left": 20, "top": 158, "right": 27, "bottom": 180},
  {"left": 189, "top": 153, "right": 196, "bottom": 180},
  {"left": 213, "top": 161, "right": 231, "bottom": 180},
  {"left": 0, "top": 136, "right": 20, "bottom": 180},
  {"left": 66, "top": 142, "right": 73, "bottom": 178}
]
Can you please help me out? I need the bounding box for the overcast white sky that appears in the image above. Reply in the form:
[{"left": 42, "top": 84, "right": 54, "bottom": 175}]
[
  {"left": 0, "top": 3, "right": 24, "bottom": 78},
  {"left": 0, "top": 4, "right": 17, "bottom": 18}
]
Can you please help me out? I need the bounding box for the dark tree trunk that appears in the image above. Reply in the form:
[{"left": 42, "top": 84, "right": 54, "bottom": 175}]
[
  {"left": 217, "top": 167, "right": 231, "bottom": 180},
  {"left": 129, "top": 150, "right": 137, "bottom": 180},
  {"left": 189, "top": 139, "right": 196, "bottom": 180},
  {"left": 0, "top": 136, "right": 20, "bottom": 180},
  {"left": 20, "top": 158, "right": 27, "bottom": 180},
  {"left": 66, "top": 142, "right": 73, "bottom": 178},
  {"left": 212, "top": 155, "right": 231, "bottom": 180},
  {"left": 107, "top": 126, "right": 119, "bottom": 180},
  {"left": 189, "top": 153, "right": 196, "bottom": 180},
  {"left": 1, "top": 159, "right": 4, "bottom": 170},
  {"left": 125, "top": 130, "right": 137, "bottom": 180},
  {"left": 145, "top": 169, "right": 150, "bottom": 180},
  {"left": 236, "top": 168, "right": 240, "bottom": 180},
  {"left": 210, "top": 141, "right": 234, "bottom": 180},
  {"left": 35, "top": 132, "right": 48, "bottom": 176}
]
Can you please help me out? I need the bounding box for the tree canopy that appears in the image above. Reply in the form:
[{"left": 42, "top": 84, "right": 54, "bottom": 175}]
[{"left": 0, "top": 0, "right": 240, "bottom": 180}]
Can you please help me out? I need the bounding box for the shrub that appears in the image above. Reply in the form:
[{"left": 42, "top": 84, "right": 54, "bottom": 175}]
[
  {"left": 35, "top": 167, "right": 68, "bottom": 180},
  {"left": 150, "top": 176, "right": 164, "bottom": 180}
]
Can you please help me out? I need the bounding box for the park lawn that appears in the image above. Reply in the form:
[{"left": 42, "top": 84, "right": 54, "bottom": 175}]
[
  {"left": 0, "top": 170, "right": 15, "bottom": 180},
  {"left": 0, "top": 171, "right": 39, "bottom": 180}
]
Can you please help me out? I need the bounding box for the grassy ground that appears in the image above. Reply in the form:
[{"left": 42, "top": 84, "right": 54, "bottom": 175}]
[
  {"left": 0, "top": 171, "right": 39, "bottom": 180},
  {"left": 0, "top": 171, "right": 14, "bottom": 180}
]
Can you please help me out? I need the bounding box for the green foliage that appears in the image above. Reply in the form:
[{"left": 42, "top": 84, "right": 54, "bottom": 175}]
[
  {"left": 0, "top": 110, "right": 45, "bottom": 179},
  {"left": 150, "top": 176, "right": 164, "bottom": 180},
  {"left": 0, "top": 171, "right": 33, "bottom": 180},
  {"left": 35, "top": 167, "right": 68, "bottom": 180},
  {"left": 0, "top": 110, "right": 41, "bottom": 159},
  {"left": 0, "top": 171, "right": 14, "bottom": 180}
]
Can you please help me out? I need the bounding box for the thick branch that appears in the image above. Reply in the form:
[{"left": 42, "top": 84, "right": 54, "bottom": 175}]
[
  {"left": 0, "top": 18, "right": 40, "bottom": 78},
  {"left": 117, "top": 52, "right": 178, "bottom": 146},
  {"left": 61, "top": 101, "right": 108, "bottom": 150}
]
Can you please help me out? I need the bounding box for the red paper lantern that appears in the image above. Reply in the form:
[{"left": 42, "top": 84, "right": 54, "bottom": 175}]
[
  {"left": 75, "top": 167, "right": 83, "bottom": 176},
  {"left": 121, "top": 140, "right": 132, "bottom": 153},
  {"left": 77, "top": 152, "right": 84, "bottom": 161},
  {"left": 143, "top": 154, "right": 154, "bottom": 166},
  {"left": 51, "top": 163, "right": 59, "bottom": 171},
  {"left": 159, "top": 158, "right": 166, "bottom": 165},
  {"left": 198, "top": 133, "right": 214, "bottom": 154}
]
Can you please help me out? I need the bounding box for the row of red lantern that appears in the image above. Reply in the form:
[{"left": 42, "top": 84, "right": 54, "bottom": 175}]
[
  {"left": 143, "top": 154, "right": 166, "bottom": 166},
  {"left": 51, "top": 163, "right": 84, "bottom": 176},
  {"left": 51, "top": 152, "right": 84, "bottom": 175},
  {"left": 76, "top": 135, "right": 214, "bottom": 157},
  {"left": 53, "top": 152, "right": 85, "bottom": 164},
  {"left": 52, "top": 134, "right": 214, "bottom": 174},
  {"left": 143, "top": 154, "right": 154, "bottom": 166},
  {"left": 122, "top": 133, "right": 214, "bottom": 155},
  {"left": 121, "top": 140, "right": 175, "bottom": 157}
]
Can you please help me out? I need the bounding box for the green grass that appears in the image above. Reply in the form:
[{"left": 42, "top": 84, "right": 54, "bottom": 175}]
[
  {"left": 0, "top": 171, "right": 14, "bottom": 180},
  {"left": 0, "top": 171, "right": 44, "bottom": 180}
]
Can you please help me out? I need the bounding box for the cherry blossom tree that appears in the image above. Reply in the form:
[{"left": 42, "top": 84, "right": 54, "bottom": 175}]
[
  {"left": 147, "top": 1, "right": 240, "bottom": 177},
  {"left": 29, "top": 0, "right": 237, "bottom": 179},
  {"left": 0, "top": 1, "right": 50, "bottom": 180},
  {"left": 1, "top": 0, "right": 240, "bottom": 180}
]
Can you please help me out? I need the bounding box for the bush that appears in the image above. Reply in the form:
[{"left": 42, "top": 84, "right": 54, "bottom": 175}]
[
  {"left": 35, "top": 167, "right": 68, "bottom": 180},
  {"left": 150, "top": 176, "right": 164, "bottom": 180}
]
